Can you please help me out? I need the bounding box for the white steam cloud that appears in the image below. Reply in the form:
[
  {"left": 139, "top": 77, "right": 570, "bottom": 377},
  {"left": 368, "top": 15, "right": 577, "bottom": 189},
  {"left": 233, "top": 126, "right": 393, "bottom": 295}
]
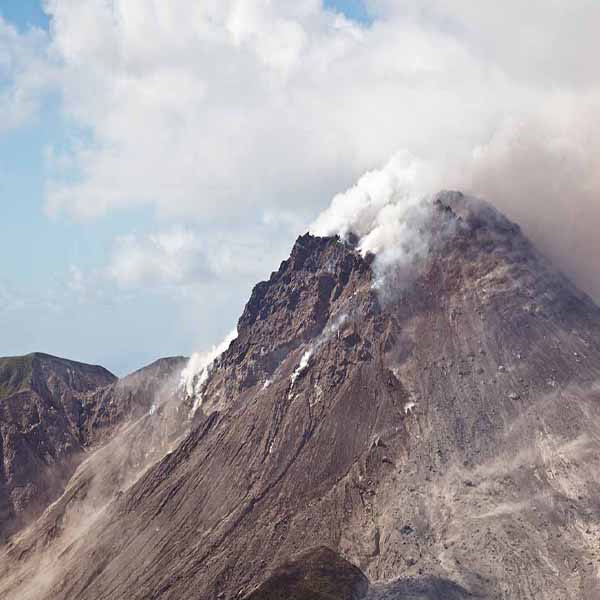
[
  {"left": 181, "top": 328, "right": 238, "bottom": 412},
  {"left": 290, "top": 349, "right": 313, "bottom": 388},
  {"left": 311, "top": 152, "right": 438, "bottom": 293}
]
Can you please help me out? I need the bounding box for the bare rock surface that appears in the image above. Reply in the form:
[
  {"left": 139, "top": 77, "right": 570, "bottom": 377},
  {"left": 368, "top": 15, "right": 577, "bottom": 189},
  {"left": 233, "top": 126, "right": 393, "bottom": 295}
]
[
  {"left": 0, "top": 353, "right": 116, "bottom": 540},
  {"left": 3, "top": 193, "right": 600, "bottom": 599},
  {"left": 0, "top": 353, "right": 187, "bottom": 544}
]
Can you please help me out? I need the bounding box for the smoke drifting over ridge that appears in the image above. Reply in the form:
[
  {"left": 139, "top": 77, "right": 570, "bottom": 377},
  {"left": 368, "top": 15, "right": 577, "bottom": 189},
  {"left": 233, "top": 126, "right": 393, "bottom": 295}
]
[
  {"left": 311, "top": 101, "right": 600, "bottom": 304},
  {"left": 467, "top": 106, "right": 600, "bottom": 302}
]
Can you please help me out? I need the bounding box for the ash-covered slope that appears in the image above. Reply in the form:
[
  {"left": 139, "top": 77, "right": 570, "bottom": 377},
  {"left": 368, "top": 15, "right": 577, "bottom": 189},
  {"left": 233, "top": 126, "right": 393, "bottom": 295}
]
[
  {"left": 0, "top": 353, "right": 187, "bottom": 545},
  {"left": 5, "top": 192, "right": 600, "bottom": 600},
  {"left": 81, "top": 356, "right": 188, "bottom": 446},
  {"left": 0, "top": 353, "right": 116, "bottom": 540}
]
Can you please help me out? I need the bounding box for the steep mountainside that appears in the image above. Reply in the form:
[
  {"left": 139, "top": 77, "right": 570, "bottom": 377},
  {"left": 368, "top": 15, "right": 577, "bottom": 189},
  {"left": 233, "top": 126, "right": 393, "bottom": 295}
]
[
  {"left": 3, "top": 192, "right": 600, "bottom": 599},
  {"left": 0, "top": 353, "right": 116, "bottom": 540},
  {"left": 0, "top": 353, "right": 187, "bottom": 544},
  {"left": 81, "top": 356, "right": 188, "bottom": 446}
]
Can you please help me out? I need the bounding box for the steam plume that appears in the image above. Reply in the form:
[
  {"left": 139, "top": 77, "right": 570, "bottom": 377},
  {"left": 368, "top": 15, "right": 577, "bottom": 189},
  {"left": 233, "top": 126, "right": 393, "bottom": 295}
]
[
  {"left": 181, "top": 329, "right": 238, "bottom": 411},
  {"left": 310, "top": 152, "right": 438, "bottom": 295}
]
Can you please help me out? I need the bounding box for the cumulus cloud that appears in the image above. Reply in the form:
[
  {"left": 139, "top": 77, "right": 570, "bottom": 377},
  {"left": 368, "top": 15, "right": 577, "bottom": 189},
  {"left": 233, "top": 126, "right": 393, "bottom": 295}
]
[
  {"left": 370, "top": 0, "right": 600, "bottom": 89},
  {"left": 104, "top": 222, "right": 301, "bottom": 293},
  {"left": 107, "top": 228, "right": 212, "bottom": 288},
  {"left": 3, "top": 0, "right": 600, "bottom": 309},
  {"left": 36, "top": 0, "right": 533, "bottom": 222}
]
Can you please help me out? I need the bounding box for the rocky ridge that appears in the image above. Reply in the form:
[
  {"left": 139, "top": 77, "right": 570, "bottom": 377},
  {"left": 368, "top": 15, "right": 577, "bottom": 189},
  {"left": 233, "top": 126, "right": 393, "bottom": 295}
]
[
  {"left": 0, "top": 352, "right": 187, "bottom": 543},
  {"left": 0, "top": 353, "right": 116, "bottom": 540}
]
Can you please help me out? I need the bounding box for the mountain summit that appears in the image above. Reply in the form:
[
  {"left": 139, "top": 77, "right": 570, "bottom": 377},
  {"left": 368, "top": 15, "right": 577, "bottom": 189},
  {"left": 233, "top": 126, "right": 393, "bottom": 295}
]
[{"left": 3, "top": 193, "right": 600, "bottom": 599}]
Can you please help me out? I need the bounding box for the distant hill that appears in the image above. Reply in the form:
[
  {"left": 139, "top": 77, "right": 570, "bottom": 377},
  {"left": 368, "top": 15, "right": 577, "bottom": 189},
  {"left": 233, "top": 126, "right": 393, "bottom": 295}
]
[
  {"left": 0, "top": 352, "right": 116, "bottom": 540},
  {"left": 0, "top": 352, "right": 187, "bottom": 541}
]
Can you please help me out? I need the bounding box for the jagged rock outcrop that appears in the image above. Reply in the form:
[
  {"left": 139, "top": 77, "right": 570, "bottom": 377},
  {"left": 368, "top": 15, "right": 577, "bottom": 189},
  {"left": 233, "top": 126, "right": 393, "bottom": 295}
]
[{"left": 4, "top": 193, "right": 600, "bottom": 599}]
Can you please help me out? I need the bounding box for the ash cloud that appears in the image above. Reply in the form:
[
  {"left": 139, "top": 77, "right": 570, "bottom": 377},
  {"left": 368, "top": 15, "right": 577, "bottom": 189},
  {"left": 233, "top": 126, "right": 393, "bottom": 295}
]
[
  {"left": 464, "top": 103, "right": 600, "bottom": 301},
  {"left": 311, "top": 100, "right": 600, "bottom": 304}
]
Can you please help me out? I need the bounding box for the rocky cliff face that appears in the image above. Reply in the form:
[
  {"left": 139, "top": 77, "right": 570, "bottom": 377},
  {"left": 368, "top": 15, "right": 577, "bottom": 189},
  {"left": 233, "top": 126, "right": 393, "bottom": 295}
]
[
  {"left": 3, "top": 193, "right": 600, "bottom": 600},
  {"left": 0, "top": 353, "right": 116, "bottom": 540}
]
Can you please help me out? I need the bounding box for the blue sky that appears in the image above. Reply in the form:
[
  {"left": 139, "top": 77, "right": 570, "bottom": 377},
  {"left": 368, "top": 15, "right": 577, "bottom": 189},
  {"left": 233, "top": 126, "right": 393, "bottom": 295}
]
[
  {"left": 2, "top": 1, "right": 371, "bottom": 30},
  {"left": 324, "top": 0, "right": 371, "bottom": 23},
  {"left": 0, "top": 0, "right": 49, "bottom": 31}
]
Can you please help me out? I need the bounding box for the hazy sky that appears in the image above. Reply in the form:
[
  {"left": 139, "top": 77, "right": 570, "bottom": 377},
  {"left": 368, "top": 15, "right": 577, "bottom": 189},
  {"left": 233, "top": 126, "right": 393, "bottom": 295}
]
[{"left": 1, "top": 1, "right": 599, "bottom": 375}]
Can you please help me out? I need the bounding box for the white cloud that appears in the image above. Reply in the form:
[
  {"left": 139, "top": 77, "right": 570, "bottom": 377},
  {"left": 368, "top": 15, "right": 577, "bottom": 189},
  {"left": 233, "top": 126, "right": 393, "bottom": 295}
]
[
  {"left": 0, "top": 16, "right": 56, "bottom": 133},
  {"left": 369, "top": 0, "right": 600, "bottom": 89},
  {"left": 107, "top": 228, "right": 213, "bottom": 288},
  {"left": 35, "top": 0, "right": 519, "bottom": 221},
  {"left": 4, "top": 0, "right": 600, "bottom": 308},
  {"left": 38, "top": 0, "right": 600, "bottom": 241},
  {"left": 104, "top": 221, "right": 299, "bottom": 293}
]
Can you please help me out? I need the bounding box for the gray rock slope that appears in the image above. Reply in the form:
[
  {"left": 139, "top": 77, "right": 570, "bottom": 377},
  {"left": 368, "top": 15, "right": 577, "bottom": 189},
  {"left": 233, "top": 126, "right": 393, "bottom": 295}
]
[{"left": 3, "top": 193, "right": 600, "bottom": 599}]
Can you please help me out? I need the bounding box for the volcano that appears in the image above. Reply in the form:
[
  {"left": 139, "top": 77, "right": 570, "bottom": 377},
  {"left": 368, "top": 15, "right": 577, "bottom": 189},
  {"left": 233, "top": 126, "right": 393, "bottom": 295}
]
[{"left": 3, "top": 192, "right": 600, "bottom": 599}]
